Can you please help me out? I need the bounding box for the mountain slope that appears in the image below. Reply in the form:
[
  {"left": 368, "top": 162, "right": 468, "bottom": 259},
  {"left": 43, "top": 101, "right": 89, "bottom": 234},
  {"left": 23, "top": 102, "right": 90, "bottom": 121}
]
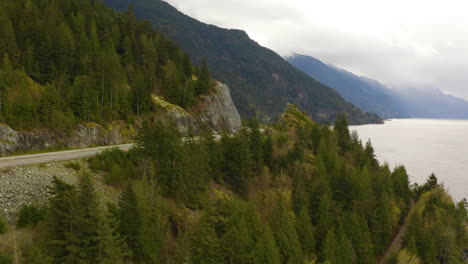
[
  {"left": 289, "top": 54, "right": 468, "bottom": 119},
  {"left": 103, "top": 0, "right": 382, "bottom": 124},
  {"left": 287, "top": 54, "right": 404, "bottom": 118},
  {"left": 394, "top": 88, "right": 468, "bottom": 119}
]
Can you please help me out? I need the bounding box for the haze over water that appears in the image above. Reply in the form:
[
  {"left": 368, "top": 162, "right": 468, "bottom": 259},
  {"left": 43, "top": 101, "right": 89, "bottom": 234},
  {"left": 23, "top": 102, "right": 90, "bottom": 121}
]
[{"left": 351, "top": 119, "right": 468, "bottom": 202}]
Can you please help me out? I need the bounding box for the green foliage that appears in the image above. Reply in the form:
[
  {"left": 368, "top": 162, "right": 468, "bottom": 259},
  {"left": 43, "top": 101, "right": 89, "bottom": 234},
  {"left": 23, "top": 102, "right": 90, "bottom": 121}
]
[
  {"left": 17, "top": 204, "right": 45, "bottom": 228},
  {"left": 412, "top": 173, "right": 439, "bottom": 199},
  {"left": 89, "top": 148, "right": 136, "bottom": 185},
  {"left": 135, "top": 121, "right": 209, "bottom": 206},
  {"left": 24, "top": 246, "right": 53, "bottom": 264},
  {"left": 0, "top": 0, "right": 214, "bottom": 130},
  {"left": 45, "top": 175, "right": 129, "bottom": 263},
  {"left": 0, "top": 214, "right": 6, "bottom": 234},
  {"left": 217, "top": 199, "right": 281, "bottom": 264},
  {"left": 0, "top": 251, "right": 12, "bottom": 264},
  {"left": 17, "top": 106, "right": 464, "bottom": 264},
  {"left": 64, "top": 161, "right": 81, "bottom": 171},
  {"left": 117, "top": 180, "right": 165, "bottom": 264},
  {"left": 181, "top": 218, "right": 223, "bottom": 264},
  {"left": 269, "top": 197, "right": 303, "bottom": 264},
  {"left": 401, "top": 188, "right": 467, "bottom": 264}
]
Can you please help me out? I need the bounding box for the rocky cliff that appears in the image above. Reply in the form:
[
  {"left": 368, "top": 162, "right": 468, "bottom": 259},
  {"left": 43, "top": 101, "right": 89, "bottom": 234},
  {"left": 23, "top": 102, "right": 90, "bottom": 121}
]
[
  {"left": 0, "top": 122, "right": 132, "bottom": 156},
  {"left": 197, "top": 82, "right": 242, "bottom": 132},
  {"left": 152, "top": 82, "right": 241, "bottom": 133},
  {"left": 0, "top": 82, "right": 241, "bottom": 156}
]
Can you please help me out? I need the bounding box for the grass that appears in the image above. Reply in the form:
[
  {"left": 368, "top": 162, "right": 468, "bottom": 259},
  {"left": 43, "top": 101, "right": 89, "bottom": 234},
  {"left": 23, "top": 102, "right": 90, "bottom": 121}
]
[{"left": 64, "top": 161, "right": 81, "bottom": 171}]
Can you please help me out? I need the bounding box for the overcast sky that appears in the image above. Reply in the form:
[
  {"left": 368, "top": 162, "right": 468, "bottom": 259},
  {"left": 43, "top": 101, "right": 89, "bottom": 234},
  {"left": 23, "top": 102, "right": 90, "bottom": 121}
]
[{"left": 164, "top": 0, "right": 468, "bottom": 100}]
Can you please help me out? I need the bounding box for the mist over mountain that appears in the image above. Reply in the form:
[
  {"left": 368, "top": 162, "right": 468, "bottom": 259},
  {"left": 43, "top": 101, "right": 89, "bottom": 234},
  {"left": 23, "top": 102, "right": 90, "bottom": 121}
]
[
  {"left": 288, "top": 54, "right": 468, "bottom": 120},
  {"left": 287, "top": 54, "right": 404, "bottom": 118},
  {"left": 102, "top": 0, "right": 382, "bottom": 124},
  {"left": 394, "top": 88, "right": 468, "bottom": 119}
]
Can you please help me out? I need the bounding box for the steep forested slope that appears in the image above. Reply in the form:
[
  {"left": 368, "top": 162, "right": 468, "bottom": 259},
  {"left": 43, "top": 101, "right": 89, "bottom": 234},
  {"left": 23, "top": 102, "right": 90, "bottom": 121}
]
[
  {"left": 0, "top": 0, "right": 214, "bottom": 131},
  {"left": 387, "top": 178, "right": 467, "bottom": 264},
  {"left": 0, "top": 106, "right": 432, "bottom": 263},
  {"left": 103, "top": 0, "right": 382, "bottom": 124}
]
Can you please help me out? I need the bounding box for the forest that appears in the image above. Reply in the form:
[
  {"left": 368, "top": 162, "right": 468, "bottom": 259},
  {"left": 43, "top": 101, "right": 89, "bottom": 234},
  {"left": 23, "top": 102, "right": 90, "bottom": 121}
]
[
  {"left": 0, "top": 0, "right": 466, "bottom": 263},
  {"left": 0, "top": 0, "right": 213, "bottom": 131},
  {"left": 0, "top": 105, "right": 465, "bottom": 264}
]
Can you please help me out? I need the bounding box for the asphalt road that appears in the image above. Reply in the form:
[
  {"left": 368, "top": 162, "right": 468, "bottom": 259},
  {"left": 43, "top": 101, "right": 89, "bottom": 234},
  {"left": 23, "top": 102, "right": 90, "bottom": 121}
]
[{"left": 0, "top": 144, "right": 134, "bottom": 168}]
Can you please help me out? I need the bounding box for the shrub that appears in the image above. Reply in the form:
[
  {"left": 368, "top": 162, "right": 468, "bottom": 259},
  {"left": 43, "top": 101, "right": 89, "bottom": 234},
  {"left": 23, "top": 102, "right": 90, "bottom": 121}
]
[
  {"left": 17, "top": 204, "right": 45, "bottom": 228},
  {"left": 0, "top": 214, "right": 7, "bottom": 234},
  {"left": 64, "top": 161, "right": 81, "bottom": 171},
  {"left": 87, "top": 148, "right": 136, "bottom": 185},
  {"left": 0, "top": 251, "right": 12, "bottom": 264}
]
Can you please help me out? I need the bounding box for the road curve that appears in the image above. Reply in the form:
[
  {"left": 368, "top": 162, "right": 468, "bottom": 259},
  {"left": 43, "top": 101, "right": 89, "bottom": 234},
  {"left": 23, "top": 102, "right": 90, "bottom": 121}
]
[{"left": 0, "top": 144, "right": 134, "bottom": 168}]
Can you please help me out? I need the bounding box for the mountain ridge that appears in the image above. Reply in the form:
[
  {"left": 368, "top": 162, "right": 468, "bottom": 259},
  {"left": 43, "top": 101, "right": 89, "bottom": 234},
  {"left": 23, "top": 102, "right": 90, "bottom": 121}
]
[
  {"left": 288, "top": 54, "right": 468, "bottom": 119},
  {"left": 103, "top": 0, "right": 383, "bottom": 124}
]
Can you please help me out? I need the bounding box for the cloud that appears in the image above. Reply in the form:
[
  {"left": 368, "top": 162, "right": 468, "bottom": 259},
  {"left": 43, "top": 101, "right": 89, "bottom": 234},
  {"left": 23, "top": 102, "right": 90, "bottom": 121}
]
[{"left": 164, "top": 0, "right": 468, "bottom": 100}]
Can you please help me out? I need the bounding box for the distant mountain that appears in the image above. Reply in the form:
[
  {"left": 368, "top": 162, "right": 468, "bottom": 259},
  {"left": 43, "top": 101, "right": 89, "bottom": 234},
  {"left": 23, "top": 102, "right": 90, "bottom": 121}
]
[
  {"left": 288, "top": 54, "right": 468, "bottom": 119},
  {"left": 287, "top": 54, "right": 404, "bottom": 118},
  {"left": 102, "top": 0, "right": 382, "bottom": 124},
  {"left": 394, "top": 88, "right": 468, "bottom": 119}
]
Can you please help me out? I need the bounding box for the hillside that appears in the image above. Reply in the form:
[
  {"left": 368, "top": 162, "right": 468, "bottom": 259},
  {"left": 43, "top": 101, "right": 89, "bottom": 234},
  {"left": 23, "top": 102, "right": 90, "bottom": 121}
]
[
  {"left": 0, "top": 0, "right": 243, "bottom": 155},
  {"left": 0, "top": 106, "right": 417, "bottom": 263},
  {"left": 395, "top": 88, "right": 468, "bottom": 119},
  {"left": 289, "top": 54, "right": 468, "bottom": 120},
  {"left": 0, "top": 0, "right": 220, "bottom": 131},
  {"left": 103, "top": 0, "right": 382, "bottom": 124},
  {"left": 288, "top": 54, "right": 405, "bottom": 118}
]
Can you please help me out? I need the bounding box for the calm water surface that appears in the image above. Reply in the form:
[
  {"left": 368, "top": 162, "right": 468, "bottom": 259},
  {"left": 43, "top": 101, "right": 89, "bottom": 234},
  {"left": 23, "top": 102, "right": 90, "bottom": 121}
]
[{"left": 351, "top": 119, "right": 467, "bottom": 201}]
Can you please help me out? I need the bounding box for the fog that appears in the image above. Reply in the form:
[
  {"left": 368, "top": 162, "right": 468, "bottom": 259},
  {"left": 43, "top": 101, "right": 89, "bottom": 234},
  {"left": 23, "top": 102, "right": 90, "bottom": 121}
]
[{"left": 164, "top": 0, "right": 468, "bottom": 101}]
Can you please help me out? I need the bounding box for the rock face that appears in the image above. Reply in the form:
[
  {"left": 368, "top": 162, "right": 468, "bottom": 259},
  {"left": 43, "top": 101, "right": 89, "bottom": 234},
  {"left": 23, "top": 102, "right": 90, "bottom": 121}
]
[
  {"left": 153, "top": 82, "right": 241, "bottom": 133},
  {"left": 197, "top": 82, "right": 242, "bottom": 133},
  {"left": 0, "top": 122, "right": 130, "bottom": 157},
  {"left": 0, "top": 82, "right": 240, "bottom": 156}
]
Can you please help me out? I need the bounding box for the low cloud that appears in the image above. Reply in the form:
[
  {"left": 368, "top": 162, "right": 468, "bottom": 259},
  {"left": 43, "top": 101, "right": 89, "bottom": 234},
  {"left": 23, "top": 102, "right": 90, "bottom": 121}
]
[{"left": 165, "top": 0, "right": 468, "bottom": 100}]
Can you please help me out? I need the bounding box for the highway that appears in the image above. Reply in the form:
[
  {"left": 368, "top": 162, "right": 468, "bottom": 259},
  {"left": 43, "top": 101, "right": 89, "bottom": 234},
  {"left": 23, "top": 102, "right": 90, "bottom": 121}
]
[{"left": 0, "top": 144, "right": 134, "bottom": 168}]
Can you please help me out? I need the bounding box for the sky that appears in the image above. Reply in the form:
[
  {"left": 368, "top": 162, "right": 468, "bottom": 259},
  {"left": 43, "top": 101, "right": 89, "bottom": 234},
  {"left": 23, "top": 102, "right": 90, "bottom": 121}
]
[{"left": 164, "top": 0, "right": 468, "bottom": 100}]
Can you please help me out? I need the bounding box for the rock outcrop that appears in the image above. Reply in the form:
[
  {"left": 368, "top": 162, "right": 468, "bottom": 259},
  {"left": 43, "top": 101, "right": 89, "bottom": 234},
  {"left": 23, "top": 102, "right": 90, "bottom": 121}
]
[
  {"left": 197, "top": 82, "right": 241, "bottom": 133},
  {"left": 0, "top": 122, "right": 131, "bottom": 157},
  {"left": 152, "top": 82, "right": 241, "bottom": 133},
  {"left": 0, "top": 82, "right": 241, "bottom": 156}
]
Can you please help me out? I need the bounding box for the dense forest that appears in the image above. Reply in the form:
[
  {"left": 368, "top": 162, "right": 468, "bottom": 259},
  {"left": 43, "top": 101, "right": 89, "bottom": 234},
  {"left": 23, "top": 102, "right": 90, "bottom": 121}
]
[
  {"left": 0, "top": 0, "right": 466, "bottom": 263},
  {"left": 1, "top": 105, "right": 464, "bottom": 263},
  {"left": 0, "top": 0, "right": 213, "bottom": 130},
  {"left": 387, "top": 177, "right": 467, "bottom": 264}
]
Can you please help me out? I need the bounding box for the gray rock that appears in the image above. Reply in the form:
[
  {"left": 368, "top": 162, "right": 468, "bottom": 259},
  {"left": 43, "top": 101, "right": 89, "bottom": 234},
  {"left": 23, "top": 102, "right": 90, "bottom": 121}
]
[
  {"left": 197, "top": 82, "right": 241, "bottom": 133},
  {"left": 153, "top": 82, "right": 241, "bottom": 133},
  {"left": 0, "top": 82, "right": 241, "bottom": 156}
]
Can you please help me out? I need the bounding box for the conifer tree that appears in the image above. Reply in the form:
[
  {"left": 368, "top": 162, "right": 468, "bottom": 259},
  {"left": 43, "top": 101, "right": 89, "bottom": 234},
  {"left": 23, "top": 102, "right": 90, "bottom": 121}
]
[
  {"left": 248, "top": 118, "right": 264, "bottom": 173},
  {"left": 296, "top": 207, "right": 315, "bottom": 257},
  {"left": 269, "top": 197, "right": 303, "bottom": 264},
  {"left": 183, "top": 219, "right": 223, "bottom": 264}
]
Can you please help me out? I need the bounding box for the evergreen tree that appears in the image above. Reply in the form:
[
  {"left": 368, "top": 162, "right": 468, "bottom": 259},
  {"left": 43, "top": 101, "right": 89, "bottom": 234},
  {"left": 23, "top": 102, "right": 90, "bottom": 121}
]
[
  {"left": 182, "top": 219, "right": 223, "bottom": 264},
  {"left": 249, "top": 118, "right": 264, "bottom": 174},
  {"left": 196, "top": 57, "right": 211, "bottom": 95},
  {"left": 269, "top": 197, "right": 303, "bottom": 264},
  {"left": 296, "top": 207, "right": 315, "bottom": 258},
  {"left": 333, "top": 113, "right": 351, "bottom": 154}
]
